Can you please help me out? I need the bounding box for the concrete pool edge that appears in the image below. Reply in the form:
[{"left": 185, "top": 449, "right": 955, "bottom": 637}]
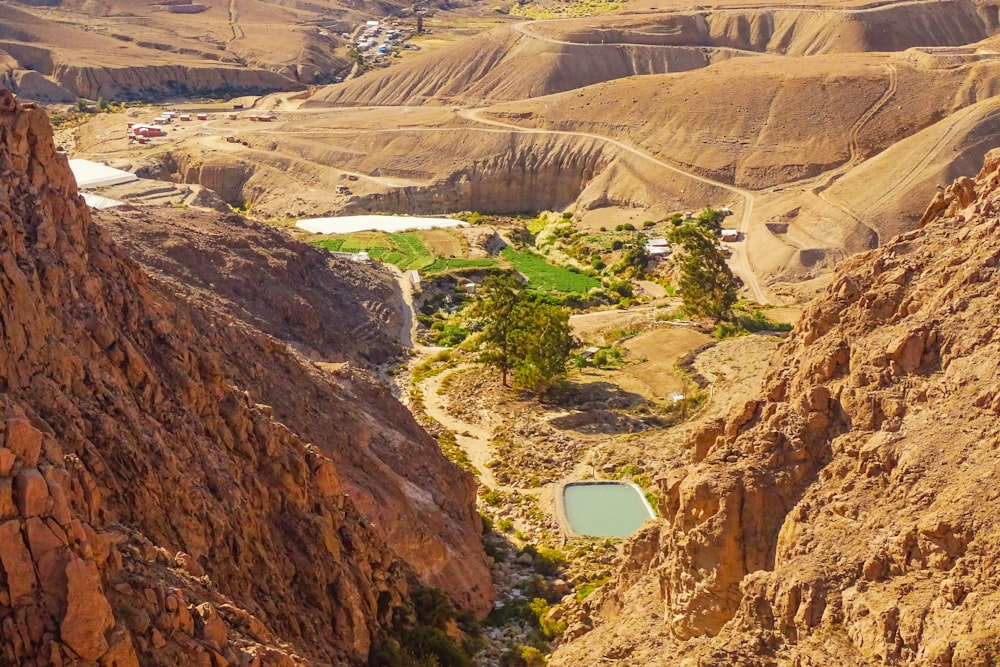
[{"left": 556, "top": 480, "right": 657, "bottom": 539}]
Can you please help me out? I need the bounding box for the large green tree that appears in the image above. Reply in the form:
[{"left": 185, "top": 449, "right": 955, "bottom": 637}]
[
  {"left": 470, "top": 274, "right": 523, "bottom": 386},
  {"left": 512, "top": 302, "right": 574, "bottom": 393},
  {"left": 471, "top": 274, "right": 575, "bottom": 392},
  {"left": 667, "top": 223, "right": 741, "bottom": 321}
]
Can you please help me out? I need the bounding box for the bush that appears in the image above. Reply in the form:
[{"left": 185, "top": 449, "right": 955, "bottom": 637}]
[
  {"left": 434, "top": 324, "right": 469, "bottom": 347},
  {"left": 532, "top": 547, "right": 565, "bottom": 577},
  {"left": 529, "top": 598, "right": 566, "bottom": 639},
  {"left": 370, "top": 586, "right": 480, "bottom": 667},
  {"left": 402, "top": 626, "right": 470, "bottom": 667},
  {"left": 481, "top": 490, "right": 503, "bottom": 506},
  {"left": 485, "top": 540, "right": 506, "bottom": 563}
]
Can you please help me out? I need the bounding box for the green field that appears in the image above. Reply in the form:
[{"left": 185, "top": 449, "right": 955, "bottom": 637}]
[
  {"left": 500, "top": 247, "right": 601, "bottom": 293},
  {"left": 424, "top": 258, "right": 499, "bottom": 273},
  {"left": 312, "top": 232, "right": 434, "bottom": 270},
  {"left": 313, "top": 238, "right": 345, "bottom": 252},
  {"left": 314, "top": 232, "right": 595, "bottom": 290}
]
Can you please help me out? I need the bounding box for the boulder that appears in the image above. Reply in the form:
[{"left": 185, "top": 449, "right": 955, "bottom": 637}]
[
  {"left": 5, "top": 418, "right": 43, "bottom": 467},
  {"left": 60, "top": 558, "right": 114, "bottom": 661},
  {"left": 14, "top": 468, "right": 48, "bottom": 517},
  {"left": 0, "top": 518, "right": 39, "bottom": 601}
]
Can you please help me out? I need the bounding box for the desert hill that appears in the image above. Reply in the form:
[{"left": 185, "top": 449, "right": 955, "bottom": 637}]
[
  {"left": 548, "top": 149, "right": 1000, "bottom": 665},
  {"left": 0, "top": 0, "right": 441, "bottom": 102},
  {"left": 52, "top": 0, "right": 1000, "bottom": 304},
  {"left": 309, "top": 0, "right": 1000, "bottom": 107},
  {"left": 0, "top": 87, "right": 490, "bottom": 665},
  {"left": 81, "top": 39, "right": 1000, "bottom": 297}
]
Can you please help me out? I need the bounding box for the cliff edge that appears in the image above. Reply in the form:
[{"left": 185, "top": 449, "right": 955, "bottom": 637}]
[{"left": 0, "top": 88, "right": 490, "bottom": 665}]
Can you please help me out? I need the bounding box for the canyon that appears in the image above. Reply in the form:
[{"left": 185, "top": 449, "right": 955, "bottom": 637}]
[{"left": 4, "top": 0, "right": 1000, "bottom": 663}]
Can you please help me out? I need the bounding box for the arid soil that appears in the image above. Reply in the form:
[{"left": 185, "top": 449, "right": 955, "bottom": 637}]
[{"left": 0, "top": 0, "right": 433, "bottom": 101}]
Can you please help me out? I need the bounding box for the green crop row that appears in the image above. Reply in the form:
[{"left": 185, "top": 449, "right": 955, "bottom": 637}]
[
  {"left": 424, "top": 258, "right": 499, "bottom": 273},
  {"left": 312, "top": 232, "right": 434, "bottom": 270},
  {"left": 500, "top": 247, "right": 601, "bottom": 293}
]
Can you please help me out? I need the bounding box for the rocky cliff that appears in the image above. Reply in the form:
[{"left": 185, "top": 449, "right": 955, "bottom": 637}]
[
  {"left": 551, "top": 151, "right": 1000, "bottom": 664},
  {"left": 0, "top": 87, "right": 490, "bottom": 666}
]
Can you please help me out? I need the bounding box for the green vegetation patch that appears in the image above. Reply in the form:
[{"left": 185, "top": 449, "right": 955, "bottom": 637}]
[
  {"left": 500, "top": 247, "right": 601, "bottom": 293},
  {"left": 312, "top": 231, "right": 434, "bottom": 270},
  {"left": 312, "top": 238, "right": 345, "bottom": 252},
  {"left": 389, "top": 232, "right": 434, "bottom": 270},
  {"left": 424, "top": 258, "right": 499, "bottom": 273}
]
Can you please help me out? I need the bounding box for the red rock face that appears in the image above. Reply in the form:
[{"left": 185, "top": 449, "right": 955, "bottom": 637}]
[
  {"left": 0, "top": 87, "right": 491, "bottom": 665},
  {"left": 553, "top": 150, "right": 1000, "bottom": 665}
]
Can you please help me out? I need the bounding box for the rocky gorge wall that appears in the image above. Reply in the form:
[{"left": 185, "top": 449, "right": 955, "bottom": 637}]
[
  {"left": 552, "top": 151, "right": 1000, "bottom": 664},
  {"left": 0, "top": 86, "right": 490, "bottom": 665}
]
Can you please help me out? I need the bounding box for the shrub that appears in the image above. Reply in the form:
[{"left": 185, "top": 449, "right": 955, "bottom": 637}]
[
  {"left": 481, "top": 490, "right": 503, "bottom": 506},
  {"left": 434, "top": 325, "right": 469, "bottom": 347},
  {"left": 532, "top": 547, "right": 565, "bottom": 576}
]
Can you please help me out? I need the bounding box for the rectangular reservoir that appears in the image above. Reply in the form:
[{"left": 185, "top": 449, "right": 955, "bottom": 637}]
[{"left": 561, "top": 481, "right": 656, "bottom": 538}]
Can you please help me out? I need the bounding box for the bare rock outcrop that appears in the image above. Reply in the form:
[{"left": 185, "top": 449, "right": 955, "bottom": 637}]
[
  {"left": 0, "top": 86, "right": 490, "bottom": 665},
  {"left": 553, "top": 150, "right": 1000, "bottom": 664}
]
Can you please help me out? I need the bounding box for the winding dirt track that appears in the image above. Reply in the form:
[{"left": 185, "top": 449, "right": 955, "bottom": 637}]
[
  {"left": 860, "top": 95, "right": 1000, "bottom": 218},
  {"left": 510, "top": 20, "right": 754, "bottom": 59}
]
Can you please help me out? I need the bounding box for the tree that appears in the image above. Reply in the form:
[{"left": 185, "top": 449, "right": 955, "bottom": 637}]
[
  {"left": 347, "top": 44, "right": 365, "bottom": 69},
  {"left": 471, "top": 274, "right": 575, "bottom": 392},
  {"left": 512, "top": 302, "right": 573, "bottom": 393},
  {"left": 666, "top": 223, "right": 740, "bottom": 321},
  {"left": 694, "top": 207, "right": 725, "bottom": 233},
  {"left": 470, "top": 274, "right": 524, "bottom": 386}
]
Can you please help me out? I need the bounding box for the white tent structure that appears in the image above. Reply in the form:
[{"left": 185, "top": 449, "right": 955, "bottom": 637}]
[
  {"left": 296, "top": 215, "right": 468, "bottom": 234},
  {"left": 68, "top": 159, "right": 138, "bottom": 189}
]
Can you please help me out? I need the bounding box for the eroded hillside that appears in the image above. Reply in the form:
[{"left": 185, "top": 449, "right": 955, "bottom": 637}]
[
  {"left": 549, "top": 150, "right": 1000, "bottom": 665},
  {"left": 310, "top": 0, "right": 1000, "bottom": 107},
  {"left": 0, "top": 87, "right": 491, "bottom": 665},
  {"left": 56, "top": 0, "right": 1000, "bottom": 301}
]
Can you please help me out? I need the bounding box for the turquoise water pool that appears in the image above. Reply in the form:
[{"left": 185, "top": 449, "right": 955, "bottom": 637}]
[{"left": 561, "top": 482, "right": 655, "bottom": 537}]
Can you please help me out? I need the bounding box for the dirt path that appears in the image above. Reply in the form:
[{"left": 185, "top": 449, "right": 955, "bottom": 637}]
[
  {"left": 457, "top": 107, "right": 770, "bottom": 304},
  {"left": 228, "top": 0, "right": 244, "bottom": 42},
  {"left": 859, "top": 95, "right": 1000, "bottom": 218},
  {"left": 419, "top": 366, "right": 507, "bottom": 489},
  {"left": 511, "top": 20, "right": 755, "bottom": 59},
  {"left": 847, "top": 64, "right": 897, "bottom": 166},
  {"left": 387, "top": 270, "right": 503, "bottom": 487}
]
